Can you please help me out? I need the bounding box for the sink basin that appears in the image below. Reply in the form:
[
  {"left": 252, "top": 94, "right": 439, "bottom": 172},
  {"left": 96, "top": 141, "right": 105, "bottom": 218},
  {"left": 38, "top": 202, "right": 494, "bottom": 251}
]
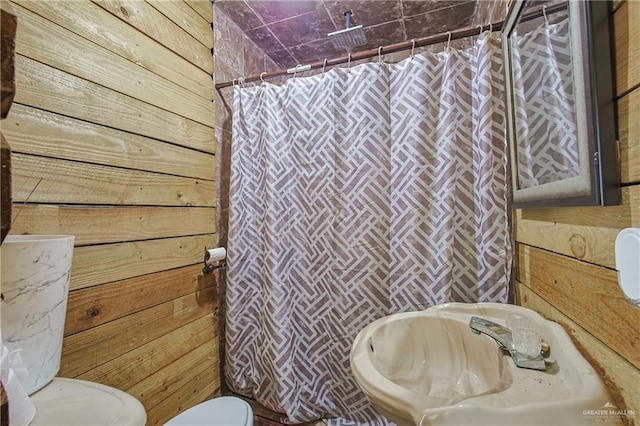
[{"left": 350, "top": 303, "right": 620, "bottom": 426}]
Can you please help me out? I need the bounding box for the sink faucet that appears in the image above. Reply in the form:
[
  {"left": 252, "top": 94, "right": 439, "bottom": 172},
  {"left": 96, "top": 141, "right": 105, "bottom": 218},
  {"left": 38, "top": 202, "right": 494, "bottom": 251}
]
[{"left": 469, "top": 316, "right": 547, "bottom": 371}]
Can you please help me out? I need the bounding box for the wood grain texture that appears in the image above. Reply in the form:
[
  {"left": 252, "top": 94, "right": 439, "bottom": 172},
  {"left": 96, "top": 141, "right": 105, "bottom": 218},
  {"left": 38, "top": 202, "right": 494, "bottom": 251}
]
[
  {"left": 127, "top": 339, "right": 218, "bottom": 410},
  {"left": 517, "top": 244, "right": 640, "bottom": 370},
  {"left": 187, "top": 0, "right": 213, "bottom": 22},
  {"left": 12, "top": 4, "right": 214, "bottom": 125},
  {"left": 9, "top": 0, "right": 220, "bottom": 417},
  {"left": 144, "top": 361, "right": 220, "bottom": 426},
  {"left": 71, "top": 234, "right": 216, "bottom": 290},
  {"left": 60, "top": 285, "right": 217, "bottom": 377},
  {"left": 614, "top": 1, "right": 640, "bottom": 95},
  {"left": 517, "top": 283, "right": 640, "bottom": 417},
  {"left": 14, "top": 55, "right": 214, "bottom": 152},
  {"left": 13, "top": 0, "right": 213, "bottom": 92},
  {"left": 147, "top": 0, "right": 213, "bottom": 49},
  {"left": 1, "top": 1, "right": 16, "bottom": 244},
  {"left": 514, "top": 2, "right": 640, "bottom": 408},
  {"left": 77, "top": 314, "right": 217, "bottom": 389},
  {"left": 515, "top": 186, "right": 639, "bottom": 268},
  {"left": 94, "top": 0, "right": 213, "bottom": 74},
  {"left": 12, "top": 154, "right": 214, "bottom": 206},
  {"left": 3, "top": 105, "right": 215, "bottom": 180},
  {"left": 618, "top": 88, "right": 640, "bottom": 184},
  {"left": 65, "top": 264, "right": 217, "bottom": 335},
  {"left": 1, "top": 4, "right": 16, "bottom": 119},
  {"left": 11, "top": 204, "right": 215, "bottom": 246}
]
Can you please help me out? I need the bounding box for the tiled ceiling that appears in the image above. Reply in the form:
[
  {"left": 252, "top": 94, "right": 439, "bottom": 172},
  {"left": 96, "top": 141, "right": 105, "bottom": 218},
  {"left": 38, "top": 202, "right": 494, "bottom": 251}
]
[{"left": 215, "top": 0, "right": 478, "bottom": 69}]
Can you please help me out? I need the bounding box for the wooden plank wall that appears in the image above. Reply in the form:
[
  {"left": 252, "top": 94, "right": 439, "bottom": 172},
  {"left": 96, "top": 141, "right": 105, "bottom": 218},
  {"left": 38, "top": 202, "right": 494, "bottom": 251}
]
[
  {"left": 2, "top": 1, "right": 218, "bottom": 424},
  {"left": 515, "top": 0, "right": 640, "bottom": 419}
]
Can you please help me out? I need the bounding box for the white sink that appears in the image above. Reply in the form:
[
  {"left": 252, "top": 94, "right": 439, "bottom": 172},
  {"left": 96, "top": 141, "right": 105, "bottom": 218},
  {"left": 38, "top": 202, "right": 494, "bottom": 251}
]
[{"left": 350, "top": 303, "right": 620, "bottom": 426}]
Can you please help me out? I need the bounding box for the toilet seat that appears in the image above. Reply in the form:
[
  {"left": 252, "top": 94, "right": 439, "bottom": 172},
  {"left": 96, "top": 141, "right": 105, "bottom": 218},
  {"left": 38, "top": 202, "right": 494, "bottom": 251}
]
[
  {"left": 166, "top": 396, "right": 253, "bottom": 426},
  {"left": 29, "top": 378, "right": 146, "bottom": 426}
]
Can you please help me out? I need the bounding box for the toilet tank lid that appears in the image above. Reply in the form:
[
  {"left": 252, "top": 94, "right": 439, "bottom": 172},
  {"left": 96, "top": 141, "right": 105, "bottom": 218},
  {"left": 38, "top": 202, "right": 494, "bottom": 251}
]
[{"left": 166, "top": 396, "right": 253, "bottom": 426}]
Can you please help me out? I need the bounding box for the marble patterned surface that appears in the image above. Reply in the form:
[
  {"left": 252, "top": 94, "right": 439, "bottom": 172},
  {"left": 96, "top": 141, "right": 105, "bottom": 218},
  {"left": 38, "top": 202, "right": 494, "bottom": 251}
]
[{"left": 1, "top": 235, "right": 75, "bottom": 394}]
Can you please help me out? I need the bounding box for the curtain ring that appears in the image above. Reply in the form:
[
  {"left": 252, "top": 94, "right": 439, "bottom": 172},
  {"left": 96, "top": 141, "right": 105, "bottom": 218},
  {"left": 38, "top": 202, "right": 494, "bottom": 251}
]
[
  {"left": 378, "top": 46, "right": 383, "bottom": 64},
  {"left": 347, "top": 53, "right": 351, "bottom": 73},
  {"left": 238, "top": 77, "right": 246, "bottom": 88},
  {"left": 322, "top": 58, "right": 328, "bottom": 76},
  {"left": 446, "top": 31, "right": 452, "bottom": 51},
  {"left": 542, "top": 5, "right": 549, "bottom": 25},
  {"left": 410, "top": 39, "right": 416, "bottom": 59},
  {"left": 259, "top": 72, "right": 266, "bottom": 83}
]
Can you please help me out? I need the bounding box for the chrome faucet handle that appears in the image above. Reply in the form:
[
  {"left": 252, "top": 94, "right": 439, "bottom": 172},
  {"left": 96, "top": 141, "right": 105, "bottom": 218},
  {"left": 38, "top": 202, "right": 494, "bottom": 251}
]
[
  {"left": 469, "top": 316, "right": 547, "bottom": 371},
  {"left": 468, "top": 316, "right": 512, "bottom": 349}
]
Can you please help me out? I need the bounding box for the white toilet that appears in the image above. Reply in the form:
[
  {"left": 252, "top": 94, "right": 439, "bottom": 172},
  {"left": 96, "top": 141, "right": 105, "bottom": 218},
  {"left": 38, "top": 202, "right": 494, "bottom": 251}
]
[
  {"left": 28, "top": 378, "right": 252, "bottom": 426},
  {"left": 1, "top": 235, "right": 251, "bottom": 426},
  {"left": 1, "top": 236, "right": 147, "bottom": 425},
  {"left": 28, "top": 378, "right": 147, "bottom": 425},
  {"left": 165, "top": 396, "right": 253, "bottom": 426}
]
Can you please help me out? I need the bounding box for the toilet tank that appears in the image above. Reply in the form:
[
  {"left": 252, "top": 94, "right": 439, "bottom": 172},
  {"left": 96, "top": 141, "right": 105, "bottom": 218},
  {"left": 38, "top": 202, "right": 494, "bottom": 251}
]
[{"left": 1, "top": 235, "right": 75, "bottom": 394}]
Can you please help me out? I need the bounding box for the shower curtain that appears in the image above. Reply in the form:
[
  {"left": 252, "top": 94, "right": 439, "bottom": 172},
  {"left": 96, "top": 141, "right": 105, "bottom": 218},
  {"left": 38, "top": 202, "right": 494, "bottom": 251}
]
[
  {"left": 226, "top": 32, "right": 510, "bottom": 425},
  {"left": 511, "top": 16, "right": 580, "bottom": 188}
]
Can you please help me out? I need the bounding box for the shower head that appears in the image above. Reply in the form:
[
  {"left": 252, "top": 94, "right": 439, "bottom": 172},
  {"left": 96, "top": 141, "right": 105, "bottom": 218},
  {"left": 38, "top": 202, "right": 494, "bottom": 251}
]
[{"left": 328, "top": 10, "right": 367, "bottom": 49}]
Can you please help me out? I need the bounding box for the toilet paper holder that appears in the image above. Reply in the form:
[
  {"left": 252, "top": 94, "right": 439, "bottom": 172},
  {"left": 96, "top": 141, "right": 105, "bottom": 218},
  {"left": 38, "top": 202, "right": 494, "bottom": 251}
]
[{"left": 202, "top": 246, "right": 227, "bottom": 274}]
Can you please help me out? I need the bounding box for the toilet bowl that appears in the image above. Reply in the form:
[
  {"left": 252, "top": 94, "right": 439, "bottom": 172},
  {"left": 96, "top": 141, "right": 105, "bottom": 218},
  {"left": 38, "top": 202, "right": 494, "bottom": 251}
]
[
  {"left": 29, "top": 378, "right": 147, "bottom": 426},
  {"left": 166, "top": 396, "right": 253, "bottom": 426}
]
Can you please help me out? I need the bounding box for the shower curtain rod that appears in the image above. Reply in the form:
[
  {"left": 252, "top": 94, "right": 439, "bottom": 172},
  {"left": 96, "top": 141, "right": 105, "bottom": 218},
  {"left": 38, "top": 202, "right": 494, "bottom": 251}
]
[{"left": 215, "top": 2, "right": 567, "bottom": 90}]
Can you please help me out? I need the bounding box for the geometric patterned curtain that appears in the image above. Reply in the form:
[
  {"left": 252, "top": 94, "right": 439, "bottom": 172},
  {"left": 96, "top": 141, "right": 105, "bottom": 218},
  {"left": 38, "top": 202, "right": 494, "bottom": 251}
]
[
  {"left": 226, "top": 32, "right": 510, "bottom": 425},
  {"left": 512, "top": 16, "right": 580, "bottom": 189}
]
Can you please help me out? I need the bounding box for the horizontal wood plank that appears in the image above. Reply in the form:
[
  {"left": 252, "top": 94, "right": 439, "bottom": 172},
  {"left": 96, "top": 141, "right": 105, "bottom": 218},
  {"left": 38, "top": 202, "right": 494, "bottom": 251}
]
[
  {"left": 61, "top": 286, "right": 217, "bottom": 377},
  {"left": 517, "top": 283, "right": 640, "bottom": 415},
  {"left": 517, "top": 244, "right": 640, "bottom": 369},
  {"left": 77, "top": 314, "right": 217, "bottom": 390},
  {"left": 145, "top": 359, "right": 220, "bottom": 426},
  {"left": 614, "top": 1, "right": 640, "bottom": 95},
  {"left": 3, "top": 105, "right": 215, "bottom": 180},
  {"left": 13, "top": 0, "right": 213, "bottom": 92},
  {"left": 147, "top": 0, "right": 212, "bottom": 49},
  {"left": 71, "top": 234, "right": 216, "bottom": 290},
  {"left": 127, "top": 339, "right": 218, "bottom": 410},
  {"left": 14, "top": 55, "right": 214, "bottom": 152},
  {"left": 617, "top": 89, "right": 640, "bottom": 184},
  {"left": 187, "top": 0, "right": 213, "bottom": 23},
  {"left": 11, "top": 205, "right": 215, "bottom": 247},
  {"left": 12, "top": 4, "right": 213, "bottom": 125},
  {"left": 94, "top": 0, "right": 213, "bottom": 74},
  {"left": 515, "top": 186, "right": 639, "bottom": 268},
  {"left": 11, "top": 0, "right": 220, "bottom": 417},
  {"left": 65, "top": 264, "right": 217, "bottom": 335},
  {"left": 12, "top": 154, "right": 214, "bottom": 207}
]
